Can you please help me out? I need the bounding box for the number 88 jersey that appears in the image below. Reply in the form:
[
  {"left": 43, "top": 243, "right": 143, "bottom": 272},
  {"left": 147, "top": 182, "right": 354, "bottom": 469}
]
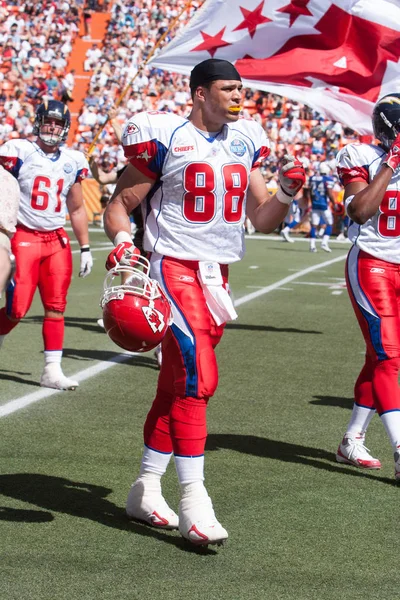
[
  {"left": 336, "top": 142, "right": 400, "bottom": 263},
  {"left": 122, "top": 111, "right": 270, "bottom": 264},
  {"left": 0, "top": 139, "right": 88, "bottom": 232}
]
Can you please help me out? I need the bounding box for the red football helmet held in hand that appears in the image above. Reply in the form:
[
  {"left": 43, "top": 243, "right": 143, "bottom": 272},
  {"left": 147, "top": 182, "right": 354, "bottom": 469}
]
[{"left": 100, "top": 256, "right": 172, "bottom": 353}]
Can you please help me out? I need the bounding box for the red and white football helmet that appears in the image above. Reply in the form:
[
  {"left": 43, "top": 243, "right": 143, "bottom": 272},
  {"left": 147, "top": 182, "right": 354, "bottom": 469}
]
[{"left": 100, "top": 256, "right": 172, "bottom": 353}]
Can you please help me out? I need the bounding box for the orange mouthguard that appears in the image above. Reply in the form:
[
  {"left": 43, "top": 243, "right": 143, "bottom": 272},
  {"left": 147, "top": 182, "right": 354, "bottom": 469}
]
[{"left": 228, "top": 106, "right": 242, "bottom": 113}]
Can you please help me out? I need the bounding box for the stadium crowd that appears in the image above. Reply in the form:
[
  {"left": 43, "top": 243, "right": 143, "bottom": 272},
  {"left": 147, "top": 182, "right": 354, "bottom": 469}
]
[{"left": 0, "top": 0, "right": 366, "bottom": 226}]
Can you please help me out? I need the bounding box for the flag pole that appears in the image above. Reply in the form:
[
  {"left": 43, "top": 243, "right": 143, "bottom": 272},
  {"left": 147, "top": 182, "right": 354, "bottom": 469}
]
[{"left": 86, "top": 0, "right": 196, "bottom": 157}]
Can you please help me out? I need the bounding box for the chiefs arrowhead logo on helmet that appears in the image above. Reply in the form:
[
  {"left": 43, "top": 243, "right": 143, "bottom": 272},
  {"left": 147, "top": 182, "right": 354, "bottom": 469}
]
[
  {"left": 142, "top": 306, "right": 167, "bottom": 334},
  {"left": 101, "top": 257, "right": 172, "bottom": 353}
]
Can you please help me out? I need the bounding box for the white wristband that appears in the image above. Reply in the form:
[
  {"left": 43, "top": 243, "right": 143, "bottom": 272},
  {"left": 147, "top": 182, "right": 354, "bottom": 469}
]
[
  {"left": 276, "top": 188, "right": 293, "bottom": 205},
  {"left": 114, "top": 231, "right": 133, "bottom": 246}
]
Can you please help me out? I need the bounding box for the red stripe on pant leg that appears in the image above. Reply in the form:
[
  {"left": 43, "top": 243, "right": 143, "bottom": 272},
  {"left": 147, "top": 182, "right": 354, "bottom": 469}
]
[
  {"left": 170, "top": 396, "right": 208, "bottom": 456},
  {"left": 42, "top": 317, "right": 64, "bottom": 351}
]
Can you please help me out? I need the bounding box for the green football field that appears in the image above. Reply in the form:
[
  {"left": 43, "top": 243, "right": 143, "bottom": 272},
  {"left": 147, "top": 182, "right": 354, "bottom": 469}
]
[{"left": 0, "top": 230, "right": 397, "bottom": 600}]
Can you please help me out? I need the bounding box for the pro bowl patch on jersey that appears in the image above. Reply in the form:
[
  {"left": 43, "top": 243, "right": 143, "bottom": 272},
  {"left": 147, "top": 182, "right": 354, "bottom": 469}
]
[
  {"left": 63, "top": 163, "right": 73, "bottom": 174},
  {"left": 230, "top": 139, "right": 246, "bottom": 157}
]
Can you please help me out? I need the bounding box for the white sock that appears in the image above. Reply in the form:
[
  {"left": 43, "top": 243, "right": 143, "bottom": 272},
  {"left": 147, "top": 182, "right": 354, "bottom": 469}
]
[
  {"left": 138, "top": 445, "right": 172, "bottom": 478},
  {"left": 380, "top": 412, "right": 400, "bottom": 450},
  {"left": 310, "top": 240, "right": 316, "bottom": 249},
  {"left": 323, "top": 234, "right": 330, "bottom": 243},
  {"left": 175, "top": 455, "right": 204, "bottom": 486},
  {"left": 44, "top": 351, "right": 62, "bottom": 366},
  {"left": 346, "top": 405, "right": 376, "bottom": 438}
]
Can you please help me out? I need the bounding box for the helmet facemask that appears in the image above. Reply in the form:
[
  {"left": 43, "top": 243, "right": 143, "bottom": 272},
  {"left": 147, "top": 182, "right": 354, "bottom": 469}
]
[
  {"left": 37, "top": 116, "right": 69, "bottom": 146},
  {"left": 33, "top": 101, "right": 71, "bottom": 147}
]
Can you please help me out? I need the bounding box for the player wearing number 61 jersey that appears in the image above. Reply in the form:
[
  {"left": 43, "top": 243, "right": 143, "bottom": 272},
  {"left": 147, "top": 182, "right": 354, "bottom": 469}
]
[
  {"left": 104, "top": 59, "right": 306, "bottom": 547},
  {"left": 335, "top": 92, "right": 400, "bottom": 479},
  {"left": 0, "top": 100, "right": 93, "bottom": 390}
]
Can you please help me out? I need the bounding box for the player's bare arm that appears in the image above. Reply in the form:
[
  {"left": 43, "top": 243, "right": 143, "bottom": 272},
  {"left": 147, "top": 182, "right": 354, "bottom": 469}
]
[
  {"left": 88, "top": 156, "right": 118, "bottom": 185},
  {"left": 246, "top": 169, "right": 290, "bottom": 233},
  {"left": 104, "top": 163, "right": 154, "bottom": 244},
  {"left": 345, "top": 169, "right": 392, "bottom": 224},
  {"left": 66, "top": 182, "right": 89, "bottom": 247}
]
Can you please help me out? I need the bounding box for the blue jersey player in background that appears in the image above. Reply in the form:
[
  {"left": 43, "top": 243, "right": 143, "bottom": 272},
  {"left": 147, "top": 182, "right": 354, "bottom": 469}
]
[{"left": 308, "top": 163, "right": 335, "bottom": 252}]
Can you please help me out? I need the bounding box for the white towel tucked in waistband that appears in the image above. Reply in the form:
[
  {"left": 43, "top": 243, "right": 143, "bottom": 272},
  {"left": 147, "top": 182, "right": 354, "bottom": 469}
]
[{"left": 197, "top": 261, "right": 238, "bottom": 326}]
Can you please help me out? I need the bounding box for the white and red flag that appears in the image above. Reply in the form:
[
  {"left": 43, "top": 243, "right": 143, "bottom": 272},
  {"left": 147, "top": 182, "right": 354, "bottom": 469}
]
[{"left": 149, "top": 0, "right": 400, "bottom": 134}]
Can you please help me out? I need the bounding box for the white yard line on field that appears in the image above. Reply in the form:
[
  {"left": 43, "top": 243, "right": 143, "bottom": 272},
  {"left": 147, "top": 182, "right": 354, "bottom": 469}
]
[
  {"left": 0, "top": 253, "right": 347, "bottom": 418},
  {"left": 234, "top": 254, "right": 346, "bottom": 307},
  {"left": 0, "top": 353, "right": 138, "bottom": 418}
]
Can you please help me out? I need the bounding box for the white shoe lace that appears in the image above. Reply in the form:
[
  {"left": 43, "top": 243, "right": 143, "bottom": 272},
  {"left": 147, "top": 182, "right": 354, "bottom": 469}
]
[{"left": 343, "top": 437, "right": 373, "bottom": 461}]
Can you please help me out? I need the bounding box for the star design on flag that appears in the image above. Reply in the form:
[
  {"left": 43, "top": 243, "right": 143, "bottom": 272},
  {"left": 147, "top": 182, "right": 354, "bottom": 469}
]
[
  {"left": 233, "top": 2, "right": 272, "bottom": 39},
  {"left": 191, "top": 27, "right": 231, "bottom": 57},
  {"left": 277, "top": 0, "right": 312, "bottom": 27}
]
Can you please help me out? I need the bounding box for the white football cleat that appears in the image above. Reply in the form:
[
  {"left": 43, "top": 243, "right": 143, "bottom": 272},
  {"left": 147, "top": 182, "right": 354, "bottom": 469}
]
[
  {"left": 97, "top": 318, "right": 105, "bottom": 329},
  {"left": 321, "top": 242, "right": 332, "bottom": 253},
  {"left": 40, "top": 364, "right": 79, "bottom": 391},
  {"left": 336, "top": 434, "right": 381, "bottom": 469},
  {"left": 126, "top": 478, "right": 179, "bottom": 529},
  {"left": 280, "top": 229, "right": 295, "bottom": 243},
  {"left": 179, "top": 483, "right": 228, "bottom": 546},
  {"left": 309, "top": 246, "right": 317, "bottom": 253}
]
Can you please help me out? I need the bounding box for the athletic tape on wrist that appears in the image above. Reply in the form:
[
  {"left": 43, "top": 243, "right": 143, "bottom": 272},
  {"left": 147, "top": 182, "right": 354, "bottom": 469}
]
[
  {"left": 114, "top": 231, "right": 133, "bottom": 246},
  {"left": 276, "top": 188, "right": 294, "bottom": 205}
]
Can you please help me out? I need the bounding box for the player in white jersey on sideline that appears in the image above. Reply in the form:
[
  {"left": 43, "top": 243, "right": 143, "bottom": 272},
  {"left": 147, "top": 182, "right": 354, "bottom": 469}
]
[
  {"left": 103, "top": 58, "right": 306, "bottom": 546},
  {"left": 335, "top": 93, "right": 400, "bottom": 478},
  {"left": 0, "top": 100, "right": 93, "bottom": 390},
  {"left": 0, "top": 165, "right": 20, "bottom": 293}
]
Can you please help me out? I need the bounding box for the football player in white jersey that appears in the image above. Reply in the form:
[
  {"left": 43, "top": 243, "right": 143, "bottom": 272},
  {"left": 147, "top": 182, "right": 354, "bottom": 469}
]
[
  {"left": 0, "top": 100, "right": 93, "bottom": 390},
  {"left": 103, "top": 59, "right": 306, "bottom": 546},
  {"left": 335, "top": 93, "right": 400, "bottom": 478},
  {"left": 0, "top": 165, "right": 20, "bottom": 293}
]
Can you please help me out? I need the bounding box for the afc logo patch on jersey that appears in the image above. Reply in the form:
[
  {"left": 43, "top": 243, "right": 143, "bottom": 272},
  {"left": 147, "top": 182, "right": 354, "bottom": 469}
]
[
  {"left": 230, "top": 138, "right": 246, "bottom": 157},
  {"left": 125, "top": 123, "right": 140, "bottom": 136},
  {"left": 142, "top": 306, "right": 167, "bottom": 333}
]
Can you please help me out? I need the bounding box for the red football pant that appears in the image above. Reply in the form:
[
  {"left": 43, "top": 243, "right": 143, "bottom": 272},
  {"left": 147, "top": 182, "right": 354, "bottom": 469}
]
[
  {"left": 346, "top": 247, "right": 400, "bottom": 415},
  {"left": 3, "top": 226, "right": 72, "bottom": 320},
  {"left": 143, "top": 256, "right": 227, "bottom": 457}
]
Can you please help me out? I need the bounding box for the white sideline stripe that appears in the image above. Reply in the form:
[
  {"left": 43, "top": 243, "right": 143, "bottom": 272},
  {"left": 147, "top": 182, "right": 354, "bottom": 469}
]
[
  {"left": 0, "top": 353, "right": 138, "bottom": 418},
  {"left": 0, "top": 253, "right": 346, "bottom": 418}
]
